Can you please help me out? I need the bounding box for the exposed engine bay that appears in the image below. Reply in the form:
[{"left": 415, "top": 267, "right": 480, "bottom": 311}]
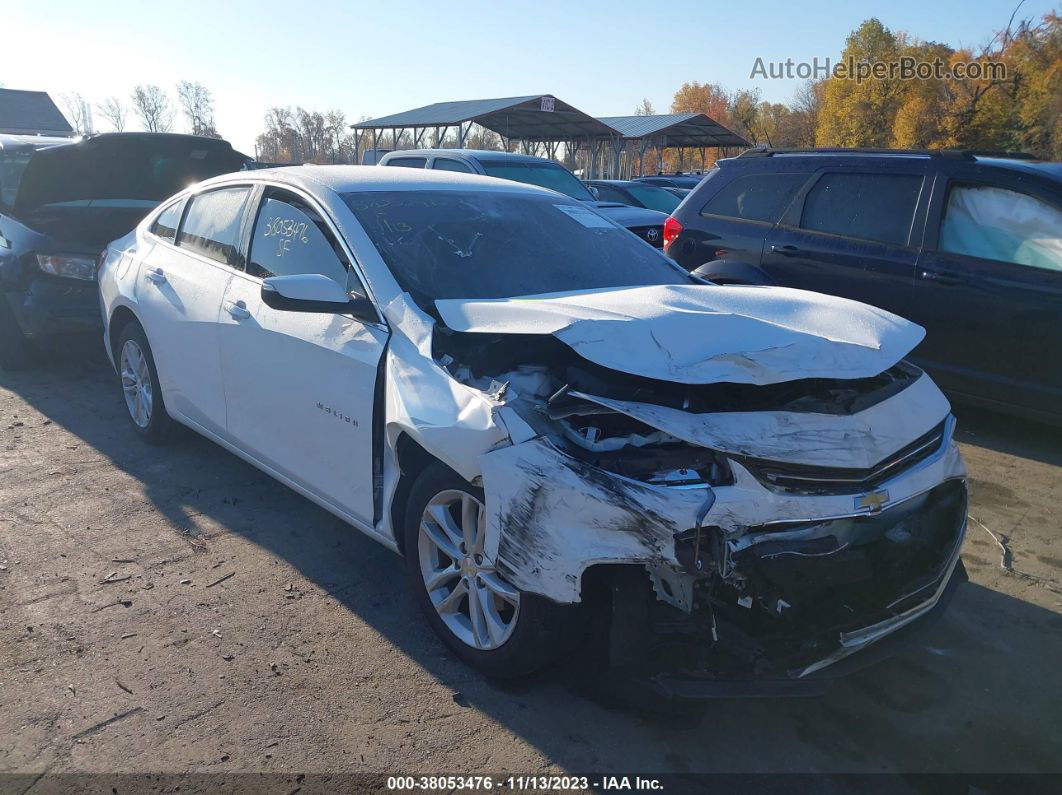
[{"left": 378, "top": 284, "right": 968, "bottom": 685}]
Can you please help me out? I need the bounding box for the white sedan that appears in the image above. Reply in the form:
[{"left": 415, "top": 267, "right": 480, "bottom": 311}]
[{"left": 98, "top": 167, "right": 968, "bottom": 695}]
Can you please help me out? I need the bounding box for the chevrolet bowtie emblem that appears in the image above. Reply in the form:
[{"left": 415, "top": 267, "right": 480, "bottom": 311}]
[{"left": 855, "top": 489, "right": 890, "bottom": 513}]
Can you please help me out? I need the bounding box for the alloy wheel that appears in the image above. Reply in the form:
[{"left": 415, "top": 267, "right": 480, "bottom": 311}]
[
  {"left": 417, "top": 490, "right": 520, "bottom": 651},
  {"left": 120, "top": 339, "right": 153, "bottom": 429}
]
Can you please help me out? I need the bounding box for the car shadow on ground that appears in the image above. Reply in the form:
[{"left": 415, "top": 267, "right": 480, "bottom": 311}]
[
  {"left": 3, "top": 354, "right": 1062, "bottom": 777},
  {"left": 952, "top": 403, "right": 1062, "bottom": 467}
]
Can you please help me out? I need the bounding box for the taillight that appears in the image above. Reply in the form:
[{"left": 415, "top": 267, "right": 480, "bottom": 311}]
[
  {"left": 97, "top": 247, "right": 109, "bottom": 273},
  {"left": 663, "top": 217, "right": 682, "bottom": 250}
]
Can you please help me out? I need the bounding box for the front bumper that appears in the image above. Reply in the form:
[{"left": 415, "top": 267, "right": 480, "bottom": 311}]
[
  {"left": 5, "top": 277, "right": 101, "bottom": 340},
  {"left": 652, "top": 556, "right": 967, "bottom": 699},
  {"left": 479, "top": 416, "right": 967, "bottom": 688}
]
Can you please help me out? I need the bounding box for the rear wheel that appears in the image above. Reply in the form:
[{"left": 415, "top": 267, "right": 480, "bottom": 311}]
[
  {"left": 404, "top": 462, "right": 579, "bottom": 678},
  {"left": 116, "top": 322, "right": 181, "bottom": 444},
  {"left": 0, "top": 295, "right": 34, "bottom": 370}
]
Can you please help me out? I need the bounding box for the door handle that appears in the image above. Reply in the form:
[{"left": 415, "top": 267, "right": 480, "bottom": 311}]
[
  {"left": 144, "top": 267, "right": 166, "bottom": 284},
  {"left": 224, "top": 299, "right": 250, "bottom": 320},
  {"left": 919, "top": 269, "right": 965, "bottom": 286},
  {"left": 770, "top": 244, "right": 803, "bottom": 256}
]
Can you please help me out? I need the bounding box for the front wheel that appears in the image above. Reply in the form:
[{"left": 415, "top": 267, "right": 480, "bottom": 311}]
[
  {"left": 403, "top": 462, "right": 580, "bottom": 678},
  {"left": 115, "top": 322, "right": 182, "bottom": 444}
]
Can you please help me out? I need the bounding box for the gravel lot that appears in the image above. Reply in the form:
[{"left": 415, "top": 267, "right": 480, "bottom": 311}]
[{"left": 2, "top": 350, "right": 1061, "bottom": 788}]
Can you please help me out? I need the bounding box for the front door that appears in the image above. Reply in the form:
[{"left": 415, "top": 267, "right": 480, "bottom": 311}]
[
  {"left": 217, "top": 187, "right": 387, "bottom": 526},
  {"left": 912, "top": 176, "right": 1062, "bottom": 414}
]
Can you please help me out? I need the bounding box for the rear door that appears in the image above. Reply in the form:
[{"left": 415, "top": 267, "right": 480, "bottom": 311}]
[
  {"left": 217, "top": 186, "right": 388, "bottom": 525},
  {"left": 673, "top": 170, "right": 810, "bottom": 271},
  {"left": 761, "top": 167, "right": 928, "bottom": 315},
  {"left": 912, "top": 173, "right": 1062, "bottom": 414},
  {"left": 135, "top": 186, "right": 252, "bottom": 434}
]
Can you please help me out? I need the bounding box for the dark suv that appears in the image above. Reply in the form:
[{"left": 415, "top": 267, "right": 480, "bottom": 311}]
[{"left": 665, "top": 149, "right": 1062, "bottom": 424}]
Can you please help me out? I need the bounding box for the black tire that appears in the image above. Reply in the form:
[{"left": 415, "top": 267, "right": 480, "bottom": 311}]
[
  {"left": 115, "top": 321, "right": 182, "bottom": 444},
  {"left": 403, "top": 461, "right": 581, "bottom": 678},
  {"left": 0, "top": 294, "right": 35, "bottom": 370}
]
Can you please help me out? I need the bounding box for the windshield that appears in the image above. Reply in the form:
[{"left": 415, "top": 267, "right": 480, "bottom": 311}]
[
  {"left": 343, "top": 190, "right": 691, "bottom": 305},
  {"left": 479, "top": 160, "right": 594, "bottom": 201},
  {"left": 625, "top": 185, "right": 680, "bottom": 213}
]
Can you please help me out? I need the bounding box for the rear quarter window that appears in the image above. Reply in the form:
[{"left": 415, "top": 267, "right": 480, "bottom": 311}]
[
  {"left": 700, "top": 172, "right": 808, "bottom": 224},
  {"left": 149, "top": 198, "right": 184, "bottom": 243}
]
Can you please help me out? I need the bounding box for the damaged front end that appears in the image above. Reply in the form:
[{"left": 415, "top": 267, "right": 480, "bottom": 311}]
[{"left": 385, "top": 285, "right": 968, "bottom": 694}]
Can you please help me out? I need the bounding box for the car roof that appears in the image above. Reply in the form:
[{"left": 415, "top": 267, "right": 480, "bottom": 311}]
[
  {"left": 384, "top": 149, "right": 559, "bottom": 165},
  {"left": 202, "top": 164, "right": 561, "bottom": 196},
  {"left": 727, "top": 150, "right": 1062, "bottom": 181}
]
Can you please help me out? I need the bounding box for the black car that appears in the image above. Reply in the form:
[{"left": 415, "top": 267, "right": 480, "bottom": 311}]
[
  {"left": 664, "top": 148, "right": 1062, "bottom": 424},
  {"left": 0, "top": 132, "right": 248, "bottom": 368},
  {"left": 635, "top": 174, "right": 704, "bottom": 189},
  {"left": 583, "top": 179, "right": 681, "bottom": 214}
]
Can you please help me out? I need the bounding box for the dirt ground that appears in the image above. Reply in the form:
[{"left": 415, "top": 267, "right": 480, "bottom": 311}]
[{"left": 1, "top": 350, "right": 1061, "bottom": 790}]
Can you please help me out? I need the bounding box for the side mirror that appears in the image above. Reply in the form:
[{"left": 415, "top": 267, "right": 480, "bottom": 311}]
[
  {"left": 261, "top": 274, "right": 376, "bottom": 321},
  {"left": 587, "top": 185, "right": 600, "bottom": 200}
]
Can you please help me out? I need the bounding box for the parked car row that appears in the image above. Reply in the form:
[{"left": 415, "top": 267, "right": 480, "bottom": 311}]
[
  {"left": 89, "top": 160, "right": 970, "bottom": 697},
  {"left": 662, "top": 148, "right": 1062, "bottom": 425}
]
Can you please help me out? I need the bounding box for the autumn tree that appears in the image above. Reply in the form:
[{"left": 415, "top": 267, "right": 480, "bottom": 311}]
[
  {"left": 816, "top": 18, "right": 906, "bottom": 147},
  {"left": 635, "top": 98, "right": 656, "bottom": 116}
]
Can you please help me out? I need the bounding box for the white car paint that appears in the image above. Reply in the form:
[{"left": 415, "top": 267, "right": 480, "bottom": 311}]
[{"left": 98, "top": 165, "right": 967, "bottom": 679}]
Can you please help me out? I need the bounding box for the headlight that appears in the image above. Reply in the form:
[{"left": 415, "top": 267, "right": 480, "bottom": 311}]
[{"left": 36, "top": 254, "right": 97, "bottom": 282}]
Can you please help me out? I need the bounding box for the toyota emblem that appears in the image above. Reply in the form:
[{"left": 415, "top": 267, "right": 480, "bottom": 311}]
[{"left": 646, "top": 228, "right": 660, "bottom": 242}]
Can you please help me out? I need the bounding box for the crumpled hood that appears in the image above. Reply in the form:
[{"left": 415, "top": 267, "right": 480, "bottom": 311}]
[
  {"left": 588, "top": 201, "right": 667, "bottom": 228},
  {"left": 435, "top": 284, "right": 925, "bottom": 386}
]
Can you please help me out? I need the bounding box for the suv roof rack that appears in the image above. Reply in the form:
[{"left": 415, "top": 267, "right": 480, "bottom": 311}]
[{"left": 736, "top": 147, "right": 1038, "bottom": 161}]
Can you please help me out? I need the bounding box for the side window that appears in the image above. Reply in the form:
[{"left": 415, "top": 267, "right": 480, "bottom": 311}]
[
  {"left": 149, "top": 198, "right": 184, "bottom": 243},
  {"left": 939, "top": 183, "right": 1062, "bottom": 272},
  {"left": 177, "top": 187, "right": 249, "bottom": 266},
  {"left": 700, "top": 173, "right": 808, "bottom": 224},
  {"left": 247, "top": 191, "right": 365, "bottom": 295},
  {"left": 385, "top": 157, "right": 426, "bottom": 169},
  {"left": 432, "top": 158, "right": 474, "bottom": 173},
  {"left": 800, "top": 173, "right": 922, "bottom": 245}
]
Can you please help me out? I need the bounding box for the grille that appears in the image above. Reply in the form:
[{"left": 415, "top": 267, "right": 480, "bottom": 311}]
[
  {"left": 742, "top": 420, "right": 947, "bottom": 494},
  {"left": 629, "top": 225, "right": 664, "bottom": 248}
]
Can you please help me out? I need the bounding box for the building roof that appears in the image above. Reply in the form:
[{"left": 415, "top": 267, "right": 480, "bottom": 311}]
[
  {"left": 598, "top": 112, "right": 749, "bottom": 147},
  {"left": 352, "top": 95, "right": 617, "bottom": 142},
  {"left": 0, "top": 89, "right": 74, "bottom": 136}
]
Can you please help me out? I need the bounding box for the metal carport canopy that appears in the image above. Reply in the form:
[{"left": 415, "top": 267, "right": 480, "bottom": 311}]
[
  {"left": 351, "top": 95, "right": 617, "bottom": 142},
  {"left": 597, "top": 112, "right": 750, "bottom": 147}
]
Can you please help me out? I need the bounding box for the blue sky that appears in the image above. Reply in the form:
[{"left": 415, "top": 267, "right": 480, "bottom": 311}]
[{"left": 4, "top": 0, "right": 1057, "bottom": 154}]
